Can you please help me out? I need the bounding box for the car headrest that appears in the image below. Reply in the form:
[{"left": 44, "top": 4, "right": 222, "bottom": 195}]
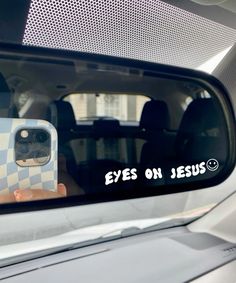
[
  {"left": 140, "top": 100, "right": 170, "bottom": 131},
  {"left": 178, "top": 99, "right": 222, "bottom": 134},
  {"left": 46, "top": 100, "right": 76, "bottom": 130},
  {"left": 176, "top": 98, "right": 225, "bottom": 159}
]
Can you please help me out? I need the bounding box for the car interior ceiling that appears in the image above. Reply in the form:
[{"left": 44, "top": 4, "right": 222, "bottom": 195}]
[{"left": 0, "top": 58, "right": 226, "bottom": 196}]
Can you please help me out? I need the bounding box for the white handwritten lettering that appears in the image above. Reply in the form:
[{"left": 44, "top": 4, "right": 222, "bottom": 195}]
[
  {"left": 105, "top": 172, "right": 114, "bottom": 185},
  {"left": 171, "top": 162, "right": 206, "bottom": 179},
  {"left": 145, "top": 168, "right": 163, "bottom": 179},
  {"left": 105, "top": 168, "right": 138, "bottom": 185},
  {"left": 199, "top": 162, "right": 206, "bottom": 174},
  {"left": 130, "top": 168, "right": 138, "bottom": 180},
  {"left": 122, "top": 168, "right": 131, "bottom": 181},
  {"left": 113, "top": 170, "right": 121, "bottom": 183},
  {"left": 177, "top": 166, "right": 185, "bottom": 179},
  {"left": 105, "top": 161, "right": 210, "bottom": 185}
]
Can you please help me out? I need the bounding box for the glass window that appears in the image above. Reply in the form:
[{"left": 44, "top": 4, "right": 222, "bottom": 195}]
[{"left": 64, "top": 93, "right": 150, "bottom": 122}]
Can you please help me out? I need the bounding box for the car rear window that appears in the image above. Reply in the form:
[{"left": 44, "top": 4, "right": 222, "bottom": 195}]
[{"left": 64, "top": 93, "right": 150, "bottom": 123}]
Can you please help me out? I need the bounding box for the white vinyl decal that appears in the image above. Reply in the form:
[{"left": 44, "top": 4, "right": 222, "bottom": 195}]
[
  {"left": 170, "top": 162, "right": 206, "bottom": 179},
  {"left": 104, "top": 159, "right": 219, "bottom": 185}
]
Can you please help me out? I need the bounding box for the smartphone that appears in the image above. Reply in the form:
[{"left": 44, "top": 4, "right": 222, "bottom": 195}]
[{"left": 0, "top": 118, "right": 57, "bottom": 194}]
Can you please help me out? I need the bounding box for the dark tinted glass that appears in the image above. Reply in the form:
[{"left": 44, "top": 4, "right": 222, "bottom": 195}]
[{"left": 0, "top": 52, "right": 229, "bottom": 203}]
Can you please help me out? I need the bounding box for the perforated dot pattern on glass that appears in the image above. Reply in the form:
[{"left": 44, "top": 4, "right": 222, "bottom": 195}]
[{"left": 23, "top": 0, "right": 236, "bottom": 68}]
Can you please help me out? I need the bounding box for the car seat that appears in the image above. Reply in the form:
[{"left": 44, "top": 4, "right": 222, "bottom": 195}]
[
  {"left": 139, "top": 100, "right": 172, "bottom": 167},
  {"left": 46, "top": 100, "right": 78, "bottom": 177},
  {"left": 168, "top": 98, "right": 227, "bottom": 184},
  {"left": 139, "top": 100, "right": 173, "bottom": 186},
  {"left": 175, "top": 98, "right": 226, "bottom": 163},
  {"left": 46, "top": 100, "right": 77, "bottom": 140}
]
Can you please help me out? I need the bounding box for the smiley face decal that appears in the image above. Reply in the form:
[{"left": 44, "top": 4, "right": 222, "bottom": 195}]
[{"left": 206, "top": 159, "right": 219, "bottom": 171}]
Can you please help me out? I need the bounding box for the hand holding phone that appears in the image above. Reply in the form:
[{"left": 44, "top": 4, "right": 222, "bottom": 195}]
[{"left": 0, "top": 118, "right": 58, "bottom": 195}]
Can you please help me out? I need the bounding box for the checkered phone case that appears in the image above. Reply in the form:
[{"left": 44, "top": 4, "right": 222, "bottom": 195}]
[{"left": 0, "top": 118, "right": 57, "bottom": 194}]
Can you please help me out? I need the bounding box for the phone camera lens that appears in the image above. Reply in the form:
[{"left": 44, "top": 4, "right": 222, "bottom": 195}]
[
  {"left": 36, "top": 132, "right": 48, "bottom": 143},
  {"left": 20, "top": 130, "right": 29, "bottom": 138}
]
